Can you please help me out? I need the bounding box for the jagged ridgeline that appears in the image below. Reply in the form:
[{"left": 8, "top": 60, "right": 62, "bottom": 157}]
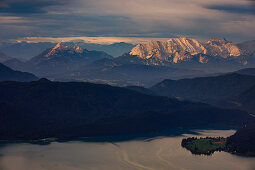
[
  {"left": 22, "top": 43, "right": 113, "bottom": 76},
  {"left": 129, "top": 38, "right": 248, "bottom": 66},
  {"left": 4, "top": 38, "right": 255, "bottom": 87}
]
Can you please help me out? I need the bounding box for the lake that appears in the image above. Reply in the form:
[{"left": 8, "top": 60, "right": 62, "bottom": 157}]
[{"left": 0, "top": 130, "right": 254, "bottom": 170}]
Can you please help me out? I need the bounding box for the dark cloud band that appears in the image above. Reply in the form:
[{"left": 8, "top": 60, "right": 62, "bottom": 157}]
[
  {"left": 0, "top": 0, "right": 255, "bottom": 42},
  {"left": 206, "top": 4, "right": 255, "bottom": 15},
  {"left": 0, "top": 0, "right": 67, "bottom": 14}
]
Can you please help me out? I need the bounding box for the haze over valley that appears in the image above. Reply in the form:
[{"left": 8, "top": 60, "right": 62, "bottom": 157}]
[{"left": 0, "top": 0, "right": 255, "bottom": 169}]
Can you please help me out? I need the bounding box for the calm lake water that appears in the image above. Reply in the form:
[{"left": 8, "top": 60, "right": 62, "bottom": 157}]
[{"left": 0, "top": 130, "right": 255, "bottom": 170}]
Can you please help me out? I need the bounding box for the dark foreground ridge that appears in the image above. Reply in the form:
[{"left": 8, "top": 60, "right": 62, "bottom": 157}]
[
  {"left": 0, "top": 79, "right": 254, "bottom": 140},
  {"left": 226, "top": 125, "right": 255, "bottom": 156}
]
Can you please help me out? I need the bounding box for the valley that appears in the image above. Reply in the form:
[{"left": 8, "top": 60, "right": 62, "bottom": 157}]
[{"left": 1, "top": 0, "right": 255, "bottom": 169}]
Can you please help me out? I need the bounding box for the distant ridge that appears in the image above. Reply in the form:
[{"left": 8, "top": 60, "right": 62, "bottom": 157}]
[
  {"left": 129, "top": 37, "right": 248, "bottom": 66},
  {"left": 151, "top": 73, "right": 255, "bottom": 104},
  {"left": 0, "top": 41, "right": 135, "bottom": 59},
  {"left": 11, "top": 43, "right": 113, "bottom": 76},
  {"left": 0, "top": 63, "right": 38, "bottom": 82},
  {"left": 0, "top": 51, "right": 12, "bottom": 63}
]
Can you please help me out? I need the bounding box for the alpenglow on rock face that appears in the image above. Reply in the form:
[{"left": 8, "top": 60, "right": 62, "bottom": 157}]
[
  {"left": 25, "top": 42, "right": 113, "bottom": 76},
  {"left": 130, "top": 38, "right": 245, "bottom": 65}
]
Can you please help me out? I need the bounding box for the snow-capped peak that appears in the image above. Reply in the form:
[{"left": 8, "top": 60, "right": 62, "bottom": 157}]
[
  {"left": 73, "top": 44, "right": 83, "bottom": 53},
  {"left": 52, "top": 42, "right": 67, "bottom": 50},
  {"left": 129, "top": 37, "right": 245, "bottom": 65},
  {"left": 45, "top": 42, "right": 68, "bottom": 57}
]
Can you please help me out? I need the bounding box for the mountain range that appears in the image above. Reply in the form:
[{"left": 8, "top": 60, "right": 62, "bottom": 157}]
[
  {"left": 58, "top": 54, "right": 209, "bottom": 86},
  {"left": 0, "top": 63, "right": 38, "bottom": 82},
  {"left": 0, "top": 51, "right": 12, "bottom": 63},
  {"left": 151, "top": 73, "right": 255, "bottom": 104},
  {"left": 0, "top": 79, "right": 253, "bottom": 140},
  {"left": 52, "top": 38, "right": 255, "bottom": 86},
  {"left": 1, "top": 37, "right": 255, "bottom": 151},
  {"left": 222, "top": 84, "right": 255, "bottom": 113},
  {"left": 0, "top": 41, "right": 135, "bottom": 59},
  {"left": 129, "top": 38, "right": 255, "bottom": 68},
  {"left": 3, "top": 38, "right": 255, "bottom": 87},
  {"left": 6, "top": 43, "right": 113, "bottom": 77}
]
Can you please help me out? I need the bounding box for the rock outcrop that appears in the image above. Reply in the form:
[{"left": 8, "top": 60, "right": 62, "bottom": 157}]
[{"left": 130, "top": 38, "right": 246, "bottom": 65}]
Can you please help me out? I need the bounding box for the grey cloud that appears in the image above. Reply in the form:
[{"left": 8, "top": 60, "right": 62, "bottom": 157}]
[
  {"left": 205, "top": 4, "right": 255, "bottom": 15},
  {"left": 0, "top": 0, "right": 68, "bottom": 14},
  {"left": 0, "top": 0, "right": 255, "bottom": 43}
]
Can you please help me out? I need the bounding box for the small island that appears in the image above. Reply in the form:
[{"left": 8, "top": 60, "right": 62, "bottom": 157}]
[
  {"left": 182, "top": 126, "right": 255, "bottom": 156},
  {"left": 181, "top": 137, "right": 226, "bottom": 155}
]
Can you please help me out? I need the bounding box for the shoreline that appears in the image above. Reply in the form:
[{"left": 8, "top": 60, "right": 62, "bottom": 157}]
[{"left": 0, "top": 127, "right": 235, "bottom": 145}]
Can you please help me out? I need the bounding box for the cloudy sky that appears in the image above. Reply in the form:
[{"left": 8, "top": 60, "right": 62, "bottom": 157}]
[{"left": 0, "top": 0, "right": 254, "bottom": 44}]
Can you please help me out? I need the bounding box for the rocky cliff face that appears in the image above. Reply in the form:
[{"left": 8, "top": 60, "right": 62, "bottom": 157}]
[
  {"left": 25, "top": 43, "right": 113, "bottom": 76},
  {"left": 130, "top": 38, "right": 246, "bottom": 65}
]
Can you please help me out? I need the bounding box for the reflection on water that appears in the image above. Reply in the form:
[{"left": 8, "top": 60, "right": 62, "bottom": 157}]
[{"left": 0, "top": 130, "right": 255, "bottom": 170}]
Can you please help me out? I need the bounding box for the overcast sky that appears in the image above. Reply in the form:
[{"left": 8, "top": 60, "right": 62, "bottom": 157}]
[{"left": 0, "top": 0, "right": 254, "bottom": 44}]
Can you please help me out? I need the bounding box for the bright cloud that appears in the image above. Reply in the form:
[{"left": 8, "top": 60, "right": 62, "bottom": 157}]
[{"left": 0, "top": 0, "right": 254, "bottom": 43}]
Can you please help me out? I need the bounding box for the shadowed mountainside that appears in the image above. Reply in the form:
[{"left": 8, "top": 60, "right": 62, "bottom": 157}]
[
  {"left": 0, "top": 79, "right": 253, "bottom": 140},
  {"left": 58, "top": 54, "right": 210, "bottom": 87},
  {"left": 227, "top": 125, "right": 255, "bottom": 156},
  {"left": 235, "top": 68, "right": 255, "bottom": 76},
  {"left": 222, "top": 84, "right": 255, "bottom": 113},
  {"left": 151, "top": 73, "right": 255, "bottom": 105},
  {"left": 0, "top": 41, "right": 135, "bottom": 59},
  {"left": 0, "top": 63, "right": 38, "bottom": 82},
  {"left": 0, "top": 51, "right": 12, "bottom": 63}
]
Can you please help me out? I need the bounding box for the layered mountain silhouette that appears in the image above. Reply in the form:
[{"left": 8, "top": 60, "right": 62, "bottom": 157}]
[
  {"left": 26, "top": 43, "right": 113, "bottom": 76},
  {"left": 221, "top": 84, "right": 255, "bottom": 113},
  {"left": 0, "top": 51, "right": 12, "bottom": 63},
  {"left": 3, "top": 58, "right": 25, "bottom": 70},
  {"left": 151, "top": 73, "right": 255, "bottom": 105},
  {"left": 0, "top": 41, "right": 134, "bottom": 59},
  {"left": 4, "top": 38, "right": 255, "bottom": 86},
  {"left": 235, "top": 68, "right": 255, "bottom": 76},
  {"left": 0, "top": 79, "right": 253, "bottom": 140},
  {"left": 59, "top": 54, "right": 208, "bottom": 86},
  {"left": 0, "top": 63, "right": 38, "bottom": 82},
  {"left": 7, "top": 43, "right": 113, "bottom": 76},
  {"left": 55, "top": 38, "right": 255, "bottom": 86}
]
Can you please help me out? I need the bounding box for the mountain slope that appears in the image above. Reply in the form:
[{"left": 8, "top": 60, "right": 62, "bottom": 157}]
[
  {"left": 0, "top": 42, "right": 55, "bottom": 60},
  {"left": 3, "top": 58, "right": 25, "bottom": 70},
  {"left": 227, "top": 125, "right": 255, "bottom": 156},
  {"left": 72, "top": 42, "right": 135, "bottom": 57},
  {"left": 0, "top": 41, "right": 135, "bottom": 59},
  {"left": 237, "top": 40, "right": 255, "bottom": 56},
  {"left": 235, "top": 68, "right": 255, "bottom": 76},
  {"left": 0, "top": 63, "right": 38, "bottom": 82},
  {"left": 0, "top": 51, "right": 12, "bottom": 63},
  {"left": 0, "top": 79, "right": 253, "bottom": 140},
  {"left": 225, "top": 85, "right": 255, "bottom": 113},
  {"left": 25, "top": 43, "right": 113, "bottom": 76},
  {"left": 60, "top": 54, "right": 209, "bottom": 87},
  {"left": 151, "top": 73, "right": 255, "bottom": 104},
  {"left": 125, "top": 86, "right": 157, "bottom": 96},
  {"left": 129, "top": 38, "right": 248, "bottom": 68}
]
